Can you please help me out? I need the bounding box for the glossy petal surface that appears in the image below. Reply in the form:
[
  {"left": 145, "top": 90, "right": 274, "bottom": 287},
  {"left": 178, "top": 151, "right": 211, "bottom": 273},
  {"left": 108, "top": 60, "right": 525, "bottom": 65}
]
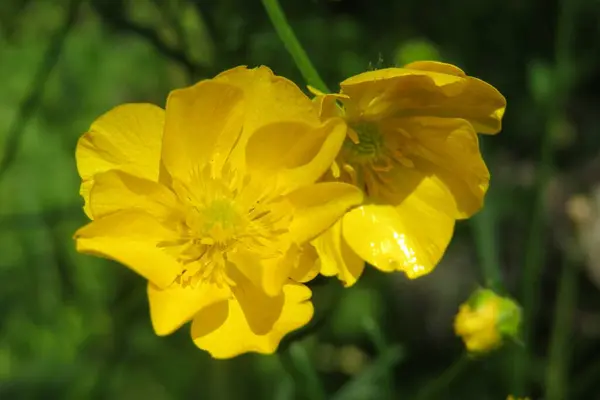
[{"left": 342, "top": 202, "right": 454, "bottom": 279}]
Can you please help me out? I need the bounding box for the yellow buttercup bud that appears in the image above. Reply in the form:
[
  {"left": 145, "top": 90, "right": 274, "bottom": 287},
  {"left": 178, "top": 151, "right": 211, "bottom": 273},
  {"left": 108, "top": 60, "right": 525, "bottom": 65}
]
[{"left": 454, "top": 289, "right": 521, "bottom": 353}]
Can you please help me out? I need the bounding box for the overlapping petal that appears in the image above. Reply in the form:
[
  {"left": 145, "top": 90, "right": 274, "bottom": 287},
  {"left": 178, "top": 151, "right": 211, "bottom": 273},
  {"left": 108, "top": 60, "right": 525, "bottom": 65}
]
[
  {"left": 245, "top": 117, "right": 348, "bottom": 194},
  {"left": 227, "top": 247, "right": 297, "bottom": 298},
  {"left": 383, "top": 116, "right": 490, "bottom": 219},
  {"left": 88, "top": 170, "right": 180, "bottom": 221},
  {"left": 147, "top": 281, "right": 231, "bottom": 336},
  {"left": 290, "top": 244, "right": 321, "bottom": 283},
  {"left": 286, "top": 182, "right": 364, "bottom": 244},
  {"left": 76, "top": 104, "right": 165, "bottom": 217},
  {"left": 74, "top": 210, "right": 182, "bottom": 288},
  {"left": 162, "top": 80, "right": 245, "bottom": 182},
  {"left": 340, "top": 61, "right": 506, "bottom": 134},
  {"left": 342, "top": 189, "right": 455, "bottom": 279},
  {"left": 311, "top": 220, "right": 365, "bottom": 287},
  {"left": 191, "top": 282, "right": 313, "bottom": 359}
]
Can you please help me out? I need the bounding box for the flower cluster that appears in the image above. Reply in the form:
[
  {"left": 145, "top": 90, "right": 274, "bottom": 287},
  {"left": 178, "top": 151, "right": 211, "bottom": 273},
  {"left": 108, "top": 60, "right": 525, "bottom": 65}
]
[{"left": 75, "top": 62, "right": 506, "bottom": 358}]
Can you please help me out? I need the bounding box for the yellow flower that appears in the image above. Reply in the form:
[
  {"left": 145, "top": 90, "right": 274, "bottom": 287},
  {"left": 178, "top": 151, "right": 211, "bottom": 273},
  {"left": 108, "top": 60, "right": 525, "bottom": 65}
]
[
  {"left": 507, "top": 396, "right": 530, "bottom": 400},
  {"left": 310, "top": 61, "right": 506, "bottom": 286},
  {"left": 74, "top": 66, "right": 363, "bottom": 358},
  {"left": 454, "top": 289, "right": 521, "bottom": 353}
]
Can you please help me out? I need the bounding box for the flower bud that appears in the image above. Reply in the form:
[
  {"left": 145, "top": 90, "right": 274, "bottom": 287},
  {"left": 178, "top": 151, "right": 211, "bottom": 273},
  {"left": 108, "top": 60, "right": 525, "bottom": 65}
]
[{"left": 454, "top": 289, "right": 521, "bottom": 353}]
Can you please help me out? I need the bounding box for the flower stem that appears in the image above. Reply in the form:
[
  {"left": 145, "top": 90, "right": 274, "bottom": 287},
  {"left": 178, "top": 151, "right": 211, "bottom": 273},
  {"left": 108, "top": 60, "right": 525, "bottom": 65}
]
[
  {"left": 414, "top": 354, "right": 471, "bottom": 400},
  {"left": 512, "top": 0, "right": 578, "bottom": 393},
  {"left": 470, "top": 143, "right": 503, "bottom": 292},
  {"left": 545, "top": 255, "right": 578, "bottom": 400},
  {"left": 279, "top": 342, "right": 327, "bottom": 400},
  {"left": 261, "top": 0, "right": 330, "bottom": 93}
]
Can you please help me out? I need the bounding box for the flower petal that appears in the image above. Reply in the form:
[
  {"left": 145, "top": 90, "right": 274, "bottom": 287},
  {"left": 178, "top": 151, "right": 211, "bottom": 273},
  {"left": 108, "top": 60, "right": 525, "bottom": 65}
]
[
  {"left": 191, "top": 282, "right": 313, "bottom": 359},
  {"left": 162, "top": 80, "right": 245, "bottom": 183},
  {"left": 311, "top": 220, "right": 365, "bottom": 287},
  {"left": 342, "top": 202, "right": 455, "bottom": 279},
  {"left": 340, "top": 65, "right": 506, "bottom": 134},
  {"left": 89, "top": 170, "right": 180, "bottom": 220},
  {"left": 403, "top": 61, "right": 467, "bottom": 77},
  {"left": 76, "top": 104, "right": 165, "bottom": 217},
  {"left": 215, "top": 66, "right": 324, "bottom": 170},
  {"left": 215, "top": 66, "right": 320, "bottom": 128},
  {"left": 312, "top": 93, "right": 347, "bottom": 120},
  {"left": 245, "top": 118, "right": 347, "bottom": 194},
  {"left": 227, "top": 246, "right": 296, "bottom": 297},
  {"left": 147, "top": 281, "right": 231, "bottom": 336},
  {"left": 74, "top": 211, "right": 182, "bottom": 288},
  {"left": 290, "top": 244, "right": 321, "bottom": 283},
  {"left": 393, "top": 117, "right": 490, "bottom": 219},
  {"left": 286, "top": 182, "right": 364, "bottom": 244}
]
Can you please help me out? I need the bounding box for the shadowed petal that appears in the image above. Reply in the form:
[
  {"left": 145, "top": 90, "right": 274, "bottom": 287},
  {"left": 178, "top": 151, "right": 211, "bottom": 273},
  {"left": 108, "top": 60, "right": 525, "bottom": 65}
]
[
  {"left": 76, "top": 104, "right": 165, "bottom": 217},
  {"left": 191, "top": 282, "right": 313, "bottom": 359}
]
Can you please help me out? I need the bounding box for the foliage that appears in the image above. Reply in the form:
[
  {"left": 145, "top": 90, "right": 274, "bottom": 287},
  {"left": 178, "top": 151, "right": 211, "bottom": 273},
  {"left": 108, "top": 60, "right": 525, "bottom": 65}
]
[{"left": 1, "top": 0, "right": 600, "bottom": 398}]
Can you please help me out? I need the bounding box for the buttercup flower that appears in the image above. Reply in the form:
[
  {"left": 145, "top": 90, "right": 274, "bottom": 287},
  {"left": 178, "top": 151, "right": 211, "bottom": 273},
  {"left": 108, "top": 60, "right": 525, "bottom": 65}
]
[
  {"left": 74, "top": 66, "right": 363, "bottom": 358},
  {"left": 507, "top": 396, "right": 530, "bottom": 400},
  {"left": 454, "top": 289, "right": 521, "bottom": 353},
  {"left": 310, "top": 61, "right": 506, "bottom": 286}
]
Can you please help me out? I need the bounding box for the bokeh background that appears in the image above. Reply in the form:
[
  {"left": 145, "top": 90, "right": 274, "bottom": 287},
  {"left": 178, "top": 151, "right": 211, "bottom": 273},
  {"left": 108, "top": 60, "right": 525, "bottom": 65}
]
[{"left": 1, "top": 0, "right": 600, "bottom": 399}]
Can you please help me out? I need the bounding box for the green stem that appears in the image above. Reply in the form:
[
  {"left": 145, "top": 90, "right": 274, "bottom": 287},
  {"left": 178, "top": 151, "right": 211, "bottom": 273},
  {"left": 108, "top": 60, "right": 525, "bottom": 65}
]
[
  {"left": 279, "top": 342, "right": 327, "bottom": 400},
  {"left": 545, "top": 256, "right": 578, "bottom": 400},
  {"left": 470, "top": 143, "right": 503, "bottom": 292},
  {"left": 261, "top": 0, "right": 330, "bottom": 93},
  {"left": 513, "top": 0, "right": 577, "bottom": 393},
  {"left": 414, "top": 355, "right": 471, "bottom": 400}
]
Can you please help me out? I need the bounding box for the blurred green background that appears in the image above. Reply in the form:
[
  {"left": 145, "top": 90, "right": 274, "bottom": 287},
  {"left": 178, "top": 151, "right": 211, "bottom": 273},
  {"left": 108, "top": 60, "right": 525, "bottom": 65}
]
[{"left": 1, "top": 0, "right": 600, "bottom": 399}]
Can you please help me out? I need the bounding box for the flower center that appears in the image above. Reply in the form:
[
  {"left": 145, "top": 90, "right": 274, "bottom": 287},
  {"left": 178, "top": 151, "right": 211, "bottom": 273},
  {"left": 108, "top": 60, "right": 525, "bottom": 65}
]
[
  {"left": 344, "top": 122, "right": 386, "bottom": 162},
  {"left": 332, "top": 121, "right": 415, "bottom": 199},
  {"left": 166, "top": 166, "right": 293, "bottom": 288},
  {"left": 194, "top": 198, "right": 243, "bottom": 245}
]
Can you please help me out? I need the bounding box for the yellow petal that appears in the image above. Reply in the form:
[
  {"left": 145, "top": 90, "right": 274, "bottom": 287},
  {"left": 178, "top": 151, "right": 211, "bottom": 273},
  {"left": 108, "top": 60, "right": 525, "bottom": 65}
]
[
  {"left": 342, "top": 202, "right": 454, "bottom": 279},
  {"left": 215, "top": 66, "right": 323, "bottom": 169},
  {"left": 89, "top": 170, "right": 180, "bottom": 220},
  {"left": 215, "top": 66, "right": 320, "bottom": 128},
  {"left": 286, "top": 182, "right": 364, "bottom": 244},
  {"left": 74, "top": 211, "right": 182, "bottom": 288},
  {"left": 76, "top": 103, "right": 165, "bottom": 218},
  {"left": 147, "top": 281, "right": 231, "bottom": 336},
  {"left": 246, "top": 118, "right": 347, "bottom": 194},
  {"left": 162, "top": 80, "right": 245, "bottom": 183},
  {"left": 290, "top": 244, "right": 321, "bottom": 283},
  {"left": 392, "top": 117, "right": 490, "bottom": 219},
  {"left": 312, "top": 93, "right": 347, "bottom": 120},
  {"left": 227, "top": 247, "right": 296, "bottom": 297},
  {"left": 191, "top": 282, "right": 313, "bottom": 359},
  {"left": 340, "top": 66, "right": 506, "bottom": 134},
  {"left": 311, "top": 220, "right": 365, "bottom": 287},
  {"left": 403, "top": 61, "right": 466, "bottom": 77}
]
